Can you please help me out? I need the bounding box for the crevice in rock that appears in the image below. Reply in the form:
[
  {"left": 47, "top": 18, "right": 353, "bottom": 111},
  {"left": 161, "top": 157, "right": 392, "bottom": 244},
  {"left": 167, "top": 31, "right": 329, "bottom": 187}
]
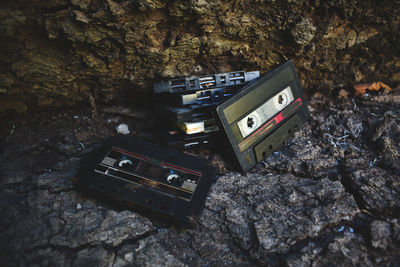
[
  {"left": 106, "top": 229, "right": 157, "bottom": 253},
  {"left": 336, "top": 159, "right": 367, "bottom": 212},
  {"left": 266, "top": 222, "right": 365, "bottom": 266}
]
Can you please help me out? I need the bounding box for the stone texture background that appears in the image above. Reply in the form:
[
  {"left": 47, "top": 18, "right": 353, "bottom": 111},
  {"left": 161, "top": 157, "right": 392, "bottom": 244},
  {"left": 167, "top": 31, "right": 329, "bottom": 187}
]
[
  {"left": 1, "top": 1, "right": 400, "bottom": 266},
  {"left": 1, "top": 93, "right": 399, "bottom": 266},
  {"left": 1, "top": 0, "right": 400, "bottom": 111}
]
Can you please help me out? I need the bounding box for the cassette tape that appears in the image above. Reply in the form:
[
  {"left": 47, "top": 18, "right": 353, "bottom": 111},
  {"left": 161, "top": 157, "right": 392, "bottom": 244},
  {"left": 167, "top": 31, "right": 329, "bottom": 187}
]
[
  {"left": 216, "top": 60, "right": 310, "bottom": 171},
  {"left": 177, "top": 86, "right": 238, "bottom": 106},
  {"left": 159, "top": 129, "right": 220, "bottom": 149},
  {"left": 156, "top": 102, "right": 215, "bottom": 123},
  {"left": 176, "top": 118, "right": 219, "bottom": 135},
  {"left": 74, "top": 136, "right": 216, "bottom": 228},
  {"left": 154, "top": 71, "right": 260, "bottom": 94}
]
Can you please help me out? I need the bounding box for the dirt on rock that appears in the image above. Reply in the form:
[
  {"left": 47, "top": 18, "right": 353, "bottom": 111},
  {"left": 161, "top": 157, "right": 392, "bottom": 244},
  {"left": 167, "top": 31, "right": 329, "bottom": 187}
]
[
  {"left": 1, "top": 0, "right": 400, "bottom": 110},
  {"left": 0, "top": 90, "right": 399, "bottom": 266}
]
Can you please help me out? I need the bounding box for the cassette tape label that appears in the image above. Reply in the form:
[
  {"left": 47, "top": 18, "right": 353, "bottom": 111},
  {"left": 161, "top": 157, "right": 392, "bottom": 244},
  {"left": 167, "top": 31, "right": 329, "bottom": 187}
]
[
  {"left": 95, "top": 147, "right": 201, "bottom": 201},
  {"left": 222, "top": 66, "right": 294, "bottom": 124},
  {"left": 237, "top": 86, "right": 294, "bottom": 138},
  {"left": 238, "top": 97, "right": 303, "bottom": 152}
]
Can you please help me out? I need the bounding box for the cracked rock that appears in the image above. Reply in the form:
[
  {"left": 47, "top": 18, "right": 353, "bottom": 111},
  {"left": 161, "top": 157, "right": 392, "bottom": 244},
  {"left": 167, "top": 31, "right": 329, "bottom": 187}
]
[
  {"left": 286, "top": 230, "right": 373, "bottom": 266},
  {"left": 132, "top": 235, "right": 186, "bottom": 267},
  {"left": 73, "top": 247, "right": 115, "bottom": 267},
  {"left": 34, "top": 158, "right": 79, "bottom": 192},
  {"left": 349, "top": 167, "right": 400, "bottom": 213},
  {"left": 391, "top": 219, "right": 400, "bottom": 243},
  {"left": 1, "top": 95, "right": 400, "bottom": 265},
  {"left": 144, "top": 173, "right": 359, "bottom": 265},
  {"left": 371, "top": 111, "right": 400, "bottom": 169},
  {"left": 0, "top": 188, "right": 153, "bottom": 263},
  {"left": 370, "top": 220, "right": 392, "bottom": 250},
  {"left": 0, "top": 169, "right": 29, "bottom": 185},
  {"left": 50, "top": 195, "right": 153, "bottom": 248},
  {"left": 21, "top": 247, "right": 68, "bottom": 267},
  {"left": 262, "top": 130, "right": 338, "bottom": 178},
  {"left": 211, "top": 174, "right": 359, "bottom": 255}
]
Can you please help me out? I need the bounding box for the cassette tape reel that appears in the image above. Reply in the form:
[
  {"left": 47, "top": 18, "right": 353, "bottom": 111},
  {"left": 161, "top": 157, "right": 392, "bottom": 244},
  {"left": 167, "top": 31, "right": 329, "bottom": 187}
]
[
  {"left": 216, "top": 61, "right": 310, "bottom": 171},
  {"left": 74, "top": 136, "right": 216, "bottom": 228}
]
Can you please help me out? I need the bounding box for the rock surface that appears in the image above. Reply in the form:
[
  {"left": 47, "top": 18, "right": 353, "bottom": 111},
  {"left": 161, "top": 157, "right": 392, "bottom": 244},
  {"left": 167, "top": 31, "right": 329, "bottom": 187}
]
[
  {"left": 1, "top": 91, "right": 399, "bottom": 266},
  {"left": 1, "top": 0, "right": 400, "bottom": 110}
]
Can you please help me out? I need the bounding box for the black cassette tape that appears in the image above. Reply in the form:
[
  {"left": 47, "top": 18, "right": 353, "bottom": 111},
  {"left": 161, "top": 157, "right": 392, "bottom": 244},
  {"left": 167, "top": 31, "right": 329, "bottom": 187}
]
[
  {"left": 175, "top": 117, "right": 219, "bottom": 135},
  {"left": 156, "top": 102, "right": 215, "bottom": 123},
  {"left": 154, "top": 71, "right": 259, "bottom": 94},
  {"left": 177, "top": 86, "right": 238, "bottom": 106},
  {"left": 216, "top": 61, "right": 310, "bottom": 171},
  {"left": 74, "top": 136, "right": 216, "bottom": 228},
  {"left": 159, "top": 129, "right": 220, "bottom": 149}
]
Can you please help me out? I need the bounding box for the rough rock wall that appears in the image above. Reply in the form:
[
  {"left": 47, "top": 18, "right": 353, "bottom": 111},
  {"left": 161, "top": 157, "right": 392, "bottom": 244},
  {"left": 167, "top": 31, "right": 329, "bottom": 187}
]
[{"left": 1, "top": 0, "right": 400, "bottom": 111}]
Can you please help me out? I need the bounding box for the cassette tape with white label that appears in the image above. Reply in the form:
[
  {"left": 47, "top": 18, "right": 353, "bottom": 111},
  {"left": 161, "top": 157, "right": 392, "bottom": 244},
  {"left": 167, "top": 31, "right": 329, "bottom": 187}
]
[{"left": 216, "top": 61, "right": 310, "bottom": 171}]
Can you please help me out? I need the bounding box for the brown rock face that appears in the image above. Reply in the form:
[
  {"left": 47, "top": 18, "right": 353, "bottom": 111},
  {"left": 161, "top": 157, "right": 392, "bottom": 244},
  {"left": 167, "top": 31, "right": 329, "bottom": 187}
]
[{"left": 1, "top": 0, "right": 400, "bottom": 110}]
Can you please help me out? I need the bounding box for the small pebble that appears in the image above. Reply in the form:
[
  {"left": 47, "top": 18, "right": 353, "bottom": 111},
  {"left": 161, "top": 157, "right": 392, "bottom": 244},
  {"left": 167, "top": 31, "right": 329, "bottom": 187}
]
[
  {"left": 116, "top": 123, "right": 130, "bottom": 135},
  {"left": 124, "top": 252, "right": 133, "bottom": 262}
]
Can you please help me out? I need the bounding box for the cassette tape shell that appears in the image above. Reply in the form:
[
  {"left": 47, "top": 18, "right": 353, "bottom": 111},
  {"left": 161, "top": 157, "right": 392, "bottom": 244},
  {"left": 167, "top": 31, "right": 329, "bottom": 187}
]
[{"left": 216, "top": 60, "right": 311, "bottom": 172}]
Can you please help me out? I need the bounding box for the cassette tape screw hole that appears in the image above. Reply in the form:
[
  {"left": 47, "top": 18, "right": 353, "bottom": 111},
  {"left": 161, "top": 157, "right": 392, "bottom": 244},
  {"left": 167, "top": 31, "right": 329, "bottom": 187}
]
[{"left": 146, "top": 199, "right": 152, "bottom": 204}]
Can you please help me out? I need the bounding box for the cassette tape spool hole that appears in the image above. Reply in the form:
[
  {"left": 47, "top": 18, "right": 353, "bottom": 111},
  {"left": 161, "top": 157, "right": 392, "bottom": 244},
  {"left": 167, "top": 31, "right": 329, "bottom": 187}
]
[
  {"left": 118, "top": 159, "right": 133, "bottom": 168},
  {"left": 276, "top": 92, "right": 289, "bottom": 107},
  {"left": 167, "top": 173, "right": 182, "bottom": 184},
  {"left": 246, "top": 115, "right": 259, "bottom": 130},
  {"left": 247, "top": 117, "right": 255, "bottom": 128}
]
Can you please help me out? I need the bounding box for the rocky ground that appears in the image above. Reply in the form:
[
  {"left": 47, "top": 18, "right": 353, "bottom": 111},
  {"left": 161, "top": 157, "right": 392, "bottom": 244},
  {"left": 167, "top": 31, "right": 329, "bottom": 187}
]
[{"left": 0, "top": 90, "right": 399, "bottom": 266}]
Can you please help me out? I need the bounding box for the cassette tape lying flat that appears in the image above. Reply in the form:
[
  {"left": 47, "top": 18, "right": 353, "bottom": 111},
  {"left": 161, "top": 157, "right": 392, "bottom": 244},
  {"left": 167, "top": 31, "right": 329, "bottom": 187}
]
[
  {"left": 74, "top": 136, "right": 216, "bottom": 228},
  {"left": 216, "top": 60, "right": 310, "bottom": 171}
]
